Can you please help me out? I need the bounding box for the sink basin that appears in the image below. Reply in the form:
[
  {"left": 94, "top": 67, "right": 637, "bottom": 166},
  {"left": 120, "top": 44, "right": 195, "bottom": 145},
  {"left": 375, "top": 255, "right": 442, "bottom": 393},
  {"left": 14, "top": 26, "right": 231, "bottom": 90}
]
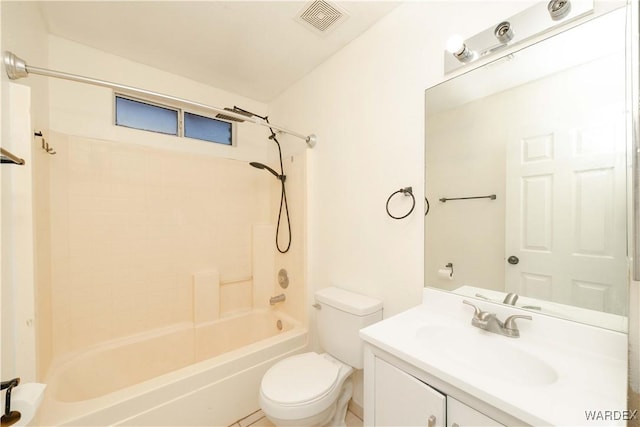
[
  {"left": 360, "top": 288, "right": 628, "bottom": 426},
  {"left": 416, "top": 325, "right": 558, "bottom": 386}
]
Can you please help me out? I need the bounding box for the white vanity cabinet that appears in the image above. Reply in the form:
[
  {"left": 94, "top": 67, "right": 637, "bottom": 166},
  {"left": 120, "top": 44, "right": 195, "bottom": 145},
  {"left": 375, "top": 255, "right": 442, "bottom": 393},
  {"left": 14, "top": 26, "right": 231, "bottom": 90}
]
[
  {"left": 374, "top": 357, "right": 445, "bottom": 426},
  {"left": 447, "top": 397, "right": 504, "bottom": 427},
  {"left": 367, "top": 349, "right": 508, "bottom": 427}
]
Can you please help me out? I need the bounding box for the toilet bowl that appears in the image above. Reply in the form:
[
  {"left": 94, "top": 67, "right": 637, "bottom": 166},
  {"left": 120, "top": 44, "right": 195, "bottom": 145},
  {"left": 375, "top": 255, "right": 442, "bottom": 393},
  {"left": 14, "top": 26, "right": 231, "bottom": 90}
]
[
  {"left": 259, "top": 352, "right": 353, "bottom": 427},
  {"left": 259, "top": 287, "right": 383, "bottom": 427}
]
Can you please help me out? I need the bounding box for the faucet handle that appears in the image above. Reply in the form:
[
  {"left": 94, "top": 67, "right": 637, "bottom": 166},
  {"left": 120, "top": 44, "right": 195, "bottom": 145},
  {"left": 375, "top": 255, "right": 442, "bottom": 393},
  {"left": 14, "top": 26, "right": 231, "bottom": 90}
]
[
  {"left": 462, "top": 299, "right": 482, "bottom": 318},
  {"left": 504, "top": 314, "right": 532, "bottom": 331},
  {"left": 463, "top": 300, "right": 495, "bottom": 321}
]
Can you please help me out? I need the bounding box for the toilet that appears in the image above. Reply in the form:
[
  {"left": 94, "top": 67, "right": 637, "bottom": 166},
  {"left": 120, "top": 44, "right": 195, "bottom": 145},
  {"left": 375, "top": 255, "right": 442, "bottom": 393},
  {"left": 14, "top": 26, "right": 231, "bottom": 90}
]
[{"left": 259, "top": 287, "right": 383, "bottom": 427}]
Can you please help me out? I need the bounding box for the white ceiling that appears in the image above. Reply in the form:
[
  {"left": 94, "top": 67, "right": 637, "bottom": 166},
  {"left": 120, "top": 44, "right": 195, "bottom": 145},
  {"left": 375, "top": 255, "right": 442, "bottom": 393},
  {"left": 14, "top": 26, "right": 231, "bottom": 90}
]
[{"left": 38, "top": 1, "right": 401, "bottom": 102}]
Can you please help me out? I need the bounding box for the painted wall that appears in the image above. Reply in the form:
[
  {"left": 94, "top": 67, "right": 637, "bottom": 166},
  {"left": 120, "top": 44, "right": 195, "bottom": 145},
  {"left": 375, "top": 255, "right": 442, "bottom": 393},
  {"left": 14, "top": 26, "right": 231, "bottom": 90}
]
[
  {"left": 1, "top": 0, "right": 50, "bottom": 381},
  {"left": 271, "top": 0, "right": 538, "bottom": 319},
  {"left": 425, "top": 92, "right": 506, "bottom": 294}
]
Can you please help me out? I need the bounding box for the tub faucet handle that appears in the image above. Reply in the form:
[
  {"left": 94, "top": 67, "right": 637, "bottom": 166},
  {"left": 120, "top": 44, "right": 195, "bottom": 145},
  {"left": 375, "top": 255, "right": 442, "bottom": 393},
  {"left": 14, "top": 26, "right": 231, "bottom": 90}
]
[{"left": 269, "top": 293, "right": 286, "bottom": 305}]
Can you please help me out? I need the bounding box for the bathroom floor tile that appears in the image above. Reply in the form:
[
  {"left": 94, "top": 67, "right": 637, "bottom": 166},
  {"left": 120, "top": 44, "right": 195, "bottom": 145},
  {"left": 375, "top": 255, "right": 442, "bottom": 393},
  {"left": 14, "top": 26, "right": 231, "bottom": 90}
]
[
  {"left": 346, "top": 410, "right": 363, "bottom": 427},
  {"left": 246, "top": 415, "right": 275, "bottom": 427},
  {"left": 233, "top": 409, "right": 361, "bottom": 427},
  {"left": 239, "top": 409, "right": 266, "bottom": 427}
]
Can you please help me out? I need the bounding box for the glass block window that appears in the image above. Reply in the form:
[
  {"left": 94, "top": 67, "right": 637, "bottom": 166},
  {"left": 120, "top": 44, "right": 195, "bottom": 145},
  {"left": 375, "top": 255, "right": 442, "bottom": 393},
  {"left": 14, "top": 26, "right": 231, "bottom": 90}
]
[
  {"left": 184, "top": 112, "right": 233, "bottom": 145},
  {"left": 115, "top": 96, "right": 179, "bottom": 135}
]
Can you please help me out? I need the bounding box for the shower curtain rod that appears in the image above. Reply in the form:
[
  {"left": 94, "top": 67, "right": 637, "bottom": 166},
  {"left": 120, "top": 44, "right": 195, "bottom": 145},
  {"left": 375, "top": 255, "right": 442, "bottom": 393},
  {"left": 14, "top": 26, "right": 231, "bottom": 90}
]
[{"left": 2, "top": 51, "right": 317, "bottom": 148}]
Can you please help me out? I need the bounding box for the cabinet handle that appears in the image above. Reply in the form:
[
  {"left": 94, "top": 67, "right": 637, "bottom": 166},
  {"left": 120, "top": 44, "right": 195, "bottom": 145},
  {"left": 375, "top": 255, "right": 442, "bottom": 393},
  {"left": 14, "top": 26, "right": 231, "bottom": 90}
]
[{"left": 428, "top": 415, "right": 436, "bottom": 427}]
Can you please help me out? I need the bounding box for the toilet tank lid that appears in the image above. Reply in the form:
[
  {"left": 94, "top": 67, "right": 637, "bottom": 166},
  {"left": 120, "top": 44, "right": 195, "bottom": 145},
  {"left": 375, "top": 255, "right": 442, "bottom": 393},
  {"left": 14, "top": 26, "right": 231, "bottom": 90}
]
[{"left": 315, "top": 287, "right": 383, "bottom": 316}]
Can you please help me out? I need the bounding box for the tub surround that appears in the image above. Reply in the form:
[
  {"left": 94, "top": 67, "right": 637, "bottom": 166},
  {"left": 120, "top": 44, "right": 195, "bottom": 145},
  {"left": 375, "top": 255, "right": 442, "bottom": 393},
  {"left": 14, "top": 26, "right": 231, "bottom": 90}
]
[
  {"left": 360, "top": 287, "right": 627, "bottom": 426},
  {"left": 37, "top": 310, "right": 306, "bottom": 426},
  {"left": 43, "top": 129, "right": 310, "bottom": 359},
  {"left": 193, "top": 270, "right": 221, "bottom": 324}
]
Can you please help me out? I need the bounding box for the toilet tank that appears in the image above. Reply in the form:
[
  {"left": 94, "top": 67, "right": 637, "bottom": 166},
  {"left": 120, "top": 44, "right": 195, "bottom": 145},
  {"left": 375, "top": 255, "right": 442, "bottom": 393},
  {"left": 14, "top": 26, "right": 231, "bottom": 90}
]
[{"left": 314, "top": 287, "right": 383, "bottom": 369}]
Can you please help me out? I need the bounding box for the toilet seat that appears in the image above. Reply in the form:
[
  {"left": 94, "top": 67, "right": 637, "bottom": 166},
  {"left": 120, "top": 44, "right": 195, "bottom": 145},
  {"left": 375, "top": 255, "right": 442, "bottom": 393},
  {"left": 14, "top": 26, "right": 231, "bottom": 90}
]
[
  {"left": 259, "top": 352, "right": 353, "bottom": 422},
  {"left": 261, "top": 353, "right": 341, "bottom": 406}
]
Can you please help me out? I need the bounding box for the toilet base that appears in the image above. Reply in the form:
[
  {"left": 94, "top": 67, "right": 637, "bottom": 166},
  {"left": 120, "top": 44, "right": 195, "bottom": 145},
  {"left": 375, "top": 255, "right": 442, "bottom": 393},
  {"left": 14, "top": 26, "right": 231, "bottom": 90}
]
[
  {"left": 263, "top": 378, "right": 353, "bottom": 427},
  {"left": 329, "top": 377, "right": 353, "bottom": 427},
  {"left": 264, "top": 404, "right": 335, "bottom": 427}
]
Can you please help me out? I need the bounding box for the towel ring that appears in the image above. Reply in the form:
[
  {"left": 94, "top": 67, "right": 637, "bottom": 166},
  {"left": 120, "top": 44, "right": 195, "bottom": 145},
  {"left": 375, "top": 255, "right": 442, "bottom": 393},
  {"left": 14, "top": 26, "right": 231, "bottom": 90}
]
[{"left": 386, "top": 187, "right": 415, "bottom": 220}]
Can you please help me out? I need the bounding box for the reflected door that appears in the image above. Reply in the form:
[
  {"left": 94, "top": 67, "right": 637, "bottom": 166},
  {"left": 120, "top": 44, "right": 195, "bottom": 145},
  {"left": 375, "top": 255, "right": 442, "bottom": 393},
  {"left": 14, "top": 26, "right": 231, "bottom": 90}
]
[{"left": 505, "top": 106, "right": 627, "bottom": 314}]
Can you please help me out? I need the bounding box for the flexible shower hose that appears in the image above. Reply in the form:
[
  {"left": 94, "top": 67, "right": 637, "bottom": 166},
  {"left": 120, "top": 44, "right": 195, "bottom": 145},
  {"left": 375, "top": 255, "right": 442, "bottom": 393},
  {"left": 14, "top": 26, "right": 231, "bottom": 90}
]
[{"left": 268, "top": 128, "right": 292, "bottom": 254}]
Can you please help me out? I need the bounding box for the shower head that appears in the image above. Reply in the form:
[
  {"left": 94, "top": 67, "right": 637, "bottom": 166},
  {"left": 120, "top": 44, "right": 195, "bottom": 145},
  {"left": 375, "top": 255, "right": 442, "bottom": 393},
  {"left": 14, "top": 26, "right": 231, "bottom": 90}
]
[{"left": 250, "top": 162, "right": 285, "bottom": 181}]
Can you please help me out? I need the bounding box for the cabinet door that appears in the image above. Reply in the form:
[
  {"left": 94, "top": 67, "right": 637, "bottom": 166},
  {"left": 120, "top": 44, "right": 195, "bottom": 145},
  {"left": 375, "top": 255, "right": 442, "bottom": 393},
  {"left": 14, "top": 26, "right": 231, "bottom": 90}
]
[
  {"left": 447, "top": 397, "right": 505, "bottom": 427},
  {"left": 374, "top": 358, "right": 445, "bottom": 426}
]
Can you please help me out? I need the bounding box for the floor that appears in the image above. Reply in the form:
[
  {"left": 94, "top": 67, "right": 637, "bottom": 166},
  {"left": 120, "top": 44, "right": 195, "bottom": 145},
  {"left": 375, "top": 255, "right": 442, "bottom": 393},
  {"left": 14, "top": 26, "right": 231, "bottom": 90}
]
[{"left": 230, "top": 408, "right": 363, "bottom": 427}]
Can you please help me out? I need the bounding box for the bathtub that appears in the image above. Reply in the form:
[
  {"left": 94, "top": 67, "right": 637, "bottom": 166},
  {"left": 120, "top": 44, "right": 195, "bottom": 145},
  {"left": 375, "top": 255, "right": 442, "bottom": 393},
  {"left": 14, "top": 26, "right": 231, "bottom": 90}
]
[{"left": 36, "top": 309, "right": 307, "bottom": 426}]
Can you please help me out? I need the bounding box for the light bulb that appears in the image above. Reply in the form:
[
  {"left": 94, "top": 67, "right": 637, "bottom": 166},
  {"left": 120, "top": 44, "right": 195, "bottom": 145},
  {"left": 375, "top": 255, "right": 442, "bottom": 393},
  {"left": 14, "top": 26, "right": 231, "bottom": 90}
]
[{"left": 445, "top": 35, "right": 465, "bottom": 55}]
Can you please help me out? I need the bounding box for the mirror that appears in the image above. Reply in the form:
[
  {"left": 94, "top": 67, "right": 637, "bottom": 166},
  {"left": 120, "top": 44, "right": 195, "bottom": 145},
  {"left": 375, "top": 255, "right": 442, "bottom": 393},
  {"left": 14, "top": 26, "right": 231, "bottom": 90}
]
[{"left": 425, "top": 7, "right": 629, "bottom": 332}]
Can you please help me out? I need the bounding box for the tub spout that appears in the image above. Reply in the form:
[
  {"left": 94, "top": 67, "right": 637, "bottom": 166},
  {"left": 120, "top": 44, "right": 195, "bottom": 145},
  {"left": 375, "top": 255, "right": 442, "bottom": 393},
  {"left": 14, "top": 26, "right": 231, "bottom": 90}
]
[{"left": 270, "top": 294, "right": 286, "bottom": 305}]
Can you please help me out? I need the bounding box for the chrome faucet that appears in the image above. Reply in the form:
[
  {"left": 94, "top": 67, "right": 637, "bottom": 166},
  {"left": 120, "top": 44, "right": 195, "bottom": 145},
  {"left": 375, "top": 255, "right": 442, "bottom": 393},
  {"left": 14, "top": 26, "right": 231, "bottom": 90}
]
[
  {"left": 270, "top": 293, "right": 286, "bottom": 305},
  {"left": 463, "top": 300, "right": 531, "bottom": 338}
]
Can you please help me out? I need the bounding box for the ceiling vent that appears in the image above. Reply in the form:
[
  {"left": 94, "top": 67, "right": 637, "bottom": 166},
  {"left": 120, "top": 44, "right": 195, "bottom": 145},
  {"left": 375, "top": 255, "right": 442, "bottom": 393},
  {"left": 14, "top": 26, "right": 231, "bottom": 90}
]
[{"left": 296, "top": 0, "right": 348, "bottom": 35}]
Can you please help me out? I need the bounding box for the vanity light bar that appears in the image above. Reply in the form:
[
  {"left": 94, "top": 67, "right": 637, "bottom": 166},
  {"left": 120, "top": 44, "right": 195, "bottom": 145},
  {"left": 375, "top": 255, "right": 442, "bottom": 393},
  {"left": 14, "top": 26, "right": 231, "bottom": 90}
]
[{"left": 443, "top": 0, "right": 594, "bottom": 74}]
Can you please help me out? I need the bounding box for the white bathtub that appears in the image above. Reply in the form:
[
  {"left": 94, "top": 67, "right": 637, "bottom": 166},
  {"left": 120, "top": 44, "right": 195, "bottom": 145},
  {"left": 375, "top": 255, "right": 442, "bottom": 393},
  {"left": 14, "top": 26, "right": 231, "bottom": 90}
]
[{"left": 36, "top": 310, "right": 307, "bottom": 426}]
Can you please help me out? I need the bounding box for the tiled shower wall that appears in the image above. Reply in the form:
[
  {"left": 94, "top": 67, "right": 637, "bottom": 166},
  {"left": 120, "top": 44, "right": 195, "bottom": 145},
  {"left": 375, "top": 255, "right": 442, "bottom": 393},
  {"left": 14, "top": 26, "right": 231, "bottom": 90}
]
[{"left": 48, "top": 132, "right": 274, "bottom": 358}]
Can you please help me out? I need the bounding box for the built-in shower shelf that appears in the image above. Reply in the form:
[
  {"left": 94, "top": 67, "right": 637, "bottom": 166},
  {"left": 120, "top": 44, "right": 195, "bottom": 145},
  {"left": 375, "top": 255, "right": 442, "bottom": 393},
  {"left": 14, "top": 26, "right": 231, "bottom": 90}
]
[{"left": 0, "top": 148, "right": 25, "bottom": 165}]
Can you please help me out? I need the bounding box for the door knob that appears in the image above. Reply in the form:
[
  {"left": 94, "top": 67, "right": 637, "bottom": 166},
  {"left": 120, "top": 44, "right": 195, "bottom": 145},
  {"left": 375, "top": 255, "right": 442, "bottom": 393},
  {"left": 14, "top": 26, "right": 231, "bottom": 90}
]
[{"left": 507, "top": 255, "right": 519, "bottom": 265}]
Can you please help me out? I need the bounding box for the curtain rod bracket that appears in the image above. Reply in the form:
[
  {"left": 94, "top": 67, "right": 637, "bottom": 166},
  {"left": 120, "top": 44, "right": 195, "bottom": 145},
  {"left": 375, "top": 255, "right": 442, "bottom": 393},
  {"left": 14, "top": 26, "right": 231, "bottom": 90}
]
[
  {"left": 3, "top": 51, "right": 28, "bottom": 80},
  {"left": 306, "top": 134, "right": 317, "bottom": 148}
]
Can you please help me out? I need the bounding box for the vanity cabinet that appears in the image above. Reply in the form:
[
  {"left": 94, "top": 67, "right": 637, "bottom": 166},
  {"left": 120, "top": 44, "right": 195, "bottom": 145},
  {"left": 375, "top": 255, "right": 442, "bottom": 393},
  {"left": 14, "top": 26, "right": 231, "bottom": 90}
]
[
  {"left": 447, "top": 397, "right": 504, "bottom": 427},
  {"left": 374, "top": 358, "right": 445, "bottom": 426},
  {"left": 369, "top": 352, "right": 506, "bottom": 427}
]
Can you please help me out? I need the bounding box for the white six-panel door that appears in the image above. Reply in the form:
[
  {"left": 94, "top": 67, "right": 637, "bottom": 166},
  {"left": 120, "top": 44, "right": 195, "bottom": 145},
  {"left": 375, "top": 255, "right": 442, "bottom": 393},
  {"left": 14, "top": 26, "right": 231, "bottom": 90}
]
[{"left": 505, "top": 105, "right": 627, "bottom": 314}]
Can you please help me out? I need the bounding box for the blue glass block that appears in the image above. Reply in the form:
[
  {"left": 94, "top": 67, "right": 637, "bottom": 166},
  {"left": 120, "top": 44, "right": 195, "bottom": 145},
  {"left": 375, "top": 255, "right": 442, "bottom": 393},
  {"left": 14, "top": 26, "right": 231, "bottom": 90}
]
[
  {"left": 115, "top": 96, "right": 178, "bottom": 135},
  {"left": 184, "top": 112, "right": 232, "bottom": 145}
]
